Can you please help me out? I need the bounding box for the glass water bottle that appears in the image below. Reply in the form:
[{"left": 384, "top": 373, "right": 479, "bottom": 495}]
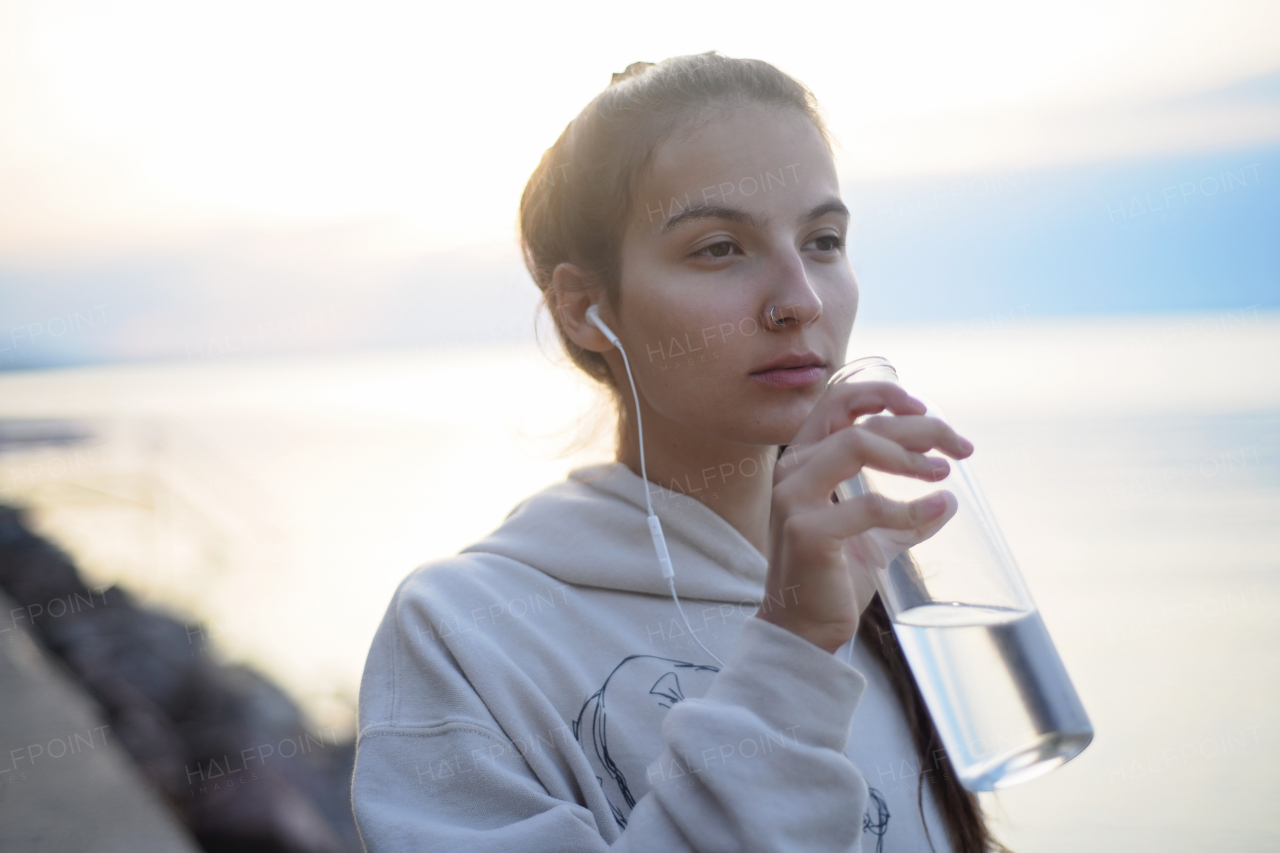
[{"left": 830, "top": 356, "right": 1093, "bottom": 791}]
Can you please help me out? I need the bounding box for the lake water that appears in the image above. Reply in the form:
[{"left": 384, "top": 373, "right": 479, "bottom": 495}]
[{"left": 0, "top": 309, "right": 1277, "bottom": 851}]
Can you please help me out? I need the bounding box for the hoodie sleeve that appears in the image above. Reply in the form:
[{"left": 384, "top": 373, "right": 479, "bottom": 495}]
[{"left": 352, "top": 609, "right": 872, "bottom": 852}]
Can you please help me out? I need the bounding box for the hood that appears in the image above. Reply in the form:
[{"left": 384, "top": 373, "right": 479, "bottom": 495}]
[{"left": 461, "top": 462, "right": 768, "bottom": 604}]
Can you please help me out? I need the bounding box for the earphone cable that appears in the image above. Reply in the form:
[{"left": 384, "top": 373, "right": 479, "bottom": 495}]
[
  {"left": 613, "top": 343, "right": 654, "bottom": 518},
  {"left": 669, "top": 577, "right": 726, "bottom": 668},
  {"left": 613, "top": 327, "right": 725, "bottom": 668}
]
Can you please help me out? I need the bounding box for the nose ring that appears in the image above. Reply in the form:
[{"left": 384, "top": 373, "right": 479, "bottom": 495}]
[{"left": 770, "top": 306, "right": 787, "bottom": 326}]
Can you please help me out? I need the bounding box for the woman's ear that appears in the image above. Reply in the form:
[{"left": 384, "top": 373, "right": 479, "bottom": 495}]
[{"left": 551, "top": 263, "right": 614, "bottom": 353}]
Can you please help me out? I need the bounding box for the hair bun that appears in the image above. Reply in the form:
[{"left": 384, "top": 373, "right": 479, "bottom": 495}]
[{"left": 610, "top": 61, "right": 655, "bottom": 86}]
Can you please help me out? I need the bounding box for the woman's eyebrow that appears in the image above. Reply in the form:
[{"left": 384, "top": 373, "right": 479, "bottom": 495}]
[
  {"left": 658, "top": 200, "right": 849, "bottom": 235},
  {"left": 799, "top": 200, "right": 850, "bottom": 225},
  {"left": 659, "top": 204, "right": 764, "bottom": 235}
]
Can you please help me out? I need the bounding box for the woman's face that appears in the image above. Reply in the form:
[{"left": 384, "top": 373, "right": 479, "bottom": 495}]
[{"left": 613, "top": 106, "right": 857, "bottom": 446}]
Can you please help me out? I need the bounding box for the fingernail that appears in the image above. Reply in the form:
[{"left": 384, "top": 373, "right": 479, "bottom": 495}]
[
  {"left": 920, "top": 493, "right": 947, "bottom": 518},
  {"left": 959, "top": 437, "right": 974, "bottom": 454}
]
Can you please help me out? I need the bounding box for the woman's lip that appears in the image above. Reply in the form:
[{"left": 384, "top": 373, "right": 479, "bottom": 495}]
[
  {"left": 749, "top": 365, "right": 827, "bottom": 389},
  {"left": 753, "top": 351, "right": 824, "bottom": 372}
]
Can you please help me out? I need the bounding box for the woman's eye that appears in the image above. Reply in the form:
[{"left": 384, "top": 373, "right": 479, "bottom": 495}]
[
  {"left": 696, "top": 240, "right": 737, "bottom": 259},
  {"left": 812, "top": 234, "right": 844, "bottom": 252}
]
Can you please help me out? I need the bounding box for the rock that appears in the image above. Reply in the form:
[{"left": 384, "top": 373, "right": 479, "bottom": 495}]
[{"left": 0, "top": 505, "right": 359, "bottom": 853}]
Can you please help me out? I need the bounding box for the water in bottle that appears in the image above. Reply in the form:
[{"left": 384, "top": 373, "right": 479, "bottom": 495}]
[{"left": 831, "top": 357, "right": 1093, "bottom": 791}]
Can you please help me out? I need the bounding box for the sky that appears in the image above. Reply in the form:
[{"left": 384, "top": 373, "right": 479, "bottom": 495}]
[{"left": 1, "top": 0, "right": 1278, "bottom": 367}]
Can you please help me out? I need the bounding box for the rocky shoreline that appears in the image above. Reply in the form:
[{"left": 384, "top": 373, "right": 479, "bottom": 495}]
[{"left": 0, "top": 505, "right": 359, "bottom": 853}]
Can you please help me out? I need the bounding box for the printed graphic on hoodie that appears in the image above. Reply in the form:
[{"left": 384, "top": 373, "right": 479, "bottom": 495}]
[
  {"left": 864, "top": 786, "right": 890, "bottom": 852},
  {"left": 573, "top": 655, "right": 719, "bottom": 828},
  {"left": 572, "top": 653, "right": 892, "bottom": 849}
]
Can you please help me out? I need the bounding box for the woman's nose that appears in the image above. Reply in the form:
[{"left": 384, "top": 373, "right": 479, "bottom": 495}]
[{"left": 761, "top": 251, "right": 823, "bottom": 330}]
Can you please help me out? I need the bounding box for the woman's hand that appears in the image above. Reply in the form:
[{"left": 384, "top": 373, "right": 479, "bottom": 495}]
[{"left": 757, "top": 381, "right": 974, "bottom": 654}]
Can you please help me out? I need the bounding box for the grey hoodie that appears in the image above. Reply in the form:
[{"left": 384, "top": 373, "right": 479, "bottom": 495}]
[{"left": 352, "top": 462, "right": 952, "bottom": 852}]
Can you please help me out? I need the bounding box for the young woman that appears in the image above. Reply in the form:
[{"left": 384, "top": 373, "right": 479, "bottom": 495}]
[{"left": 352, "top": 53, "right": 1010, "bottom": 852}]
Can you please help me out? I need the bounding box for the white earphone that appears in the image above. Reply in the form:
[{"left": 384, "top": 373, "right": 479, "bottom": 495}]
[{"left": 586, "top": 304, "right": 724, "bottom": 667}]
